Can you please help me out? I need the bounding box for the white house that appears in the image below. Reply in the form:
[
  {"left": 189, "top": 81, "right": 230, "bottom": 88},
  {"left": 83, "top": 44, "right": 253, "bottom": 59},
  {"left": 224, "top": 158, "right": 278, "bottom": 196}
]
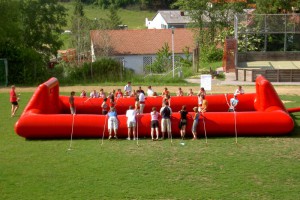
[
  {"left": 146, "top": 10, "right": 192, "bottom": 29},
  {"left": 90, "top": 29, "right": 196, "bottom": 74}
]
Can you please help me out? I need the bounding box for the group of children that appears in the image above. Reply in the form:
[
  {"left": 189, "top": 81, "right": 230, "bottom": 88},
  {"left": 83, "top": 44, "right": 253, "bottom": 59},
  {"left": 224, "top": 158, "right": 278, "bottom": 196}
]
[
  {"left": 102, "top": 86, "right": 211, "bottom": 141},
  {"left": 68, "top": 83, "right": 244, "bottom": 141}
]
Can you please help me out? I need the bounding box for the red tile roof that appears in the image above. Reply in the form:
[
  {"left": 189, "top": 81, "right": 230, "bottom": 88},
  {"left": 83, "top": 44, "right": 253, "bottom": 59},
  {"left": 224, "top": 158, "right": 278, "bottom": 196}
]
[{"left": 90, "top": 29, "right": 196, "bottom": 55}]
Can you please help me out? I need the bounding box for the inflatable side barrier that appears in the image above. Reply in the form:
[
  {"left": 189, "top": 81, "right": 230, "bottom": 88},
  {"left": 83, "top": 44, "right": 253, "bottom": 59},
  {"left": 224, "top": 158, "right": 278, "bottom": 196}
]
[{"left": 15, "top": 76, "right": 296, "bottom": 139}]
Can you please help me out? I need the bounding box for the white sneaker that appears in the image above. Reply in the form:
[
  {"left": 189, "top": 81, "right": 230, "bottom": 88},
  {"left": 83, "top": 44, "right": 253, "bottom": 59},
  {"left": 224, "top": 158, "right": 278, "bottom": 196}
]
[
  {"left": 133, "top": 137, "right": 136, "bottom": 140},
  {"left": 126, "top": 137, "right": 131, "bottom": 140}
]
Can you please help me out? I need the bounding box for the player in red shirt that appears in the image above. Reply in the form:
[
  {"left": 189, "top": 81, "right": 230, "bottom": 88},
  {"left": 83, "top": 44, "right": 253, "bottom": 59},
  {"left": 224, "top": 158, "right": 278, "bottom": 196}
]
[
  {"left": 10, "top": 85, "right": 19, "bottom": 117},
  {"left": 115, "top": 89, "right": 123, "bottom": 99}
]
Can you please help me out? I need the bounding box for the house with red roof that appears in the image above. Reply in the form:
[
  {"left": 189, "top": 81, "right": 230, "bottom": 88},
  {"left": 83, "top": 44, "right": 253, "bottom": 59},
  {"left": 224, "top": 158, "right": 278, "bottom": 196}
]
[{"left": 90, "top": 28, "right": 196, "bottom": 74}]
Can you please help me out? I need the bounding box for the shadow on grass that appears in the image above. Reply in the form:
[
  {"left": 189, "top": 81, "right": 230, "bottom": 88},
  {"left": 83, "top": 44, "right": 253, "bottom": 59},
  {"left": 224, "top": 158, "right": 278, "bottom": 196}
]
[{"left": 288, "top": 113, "right": 300, "bottom": 138}]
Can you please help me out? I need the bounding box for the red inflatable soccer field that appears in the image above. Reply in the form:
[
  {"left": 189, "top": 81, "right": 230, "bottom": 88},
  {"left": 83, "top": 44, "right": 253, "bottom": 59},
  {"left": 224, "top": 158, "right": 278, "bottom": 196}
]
[{"left": 14, "top": 76, "right": 299, "bottom": 139}]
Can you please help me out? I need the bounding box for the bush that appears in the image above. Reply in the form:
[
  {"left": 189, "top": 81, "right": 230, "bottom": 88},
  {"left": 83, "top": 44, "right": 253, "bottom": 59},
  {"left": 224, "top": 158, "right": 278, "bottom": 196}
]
[
  {"left": 47, "top": 58, "right": 135, "bottom": 84},
  {"left": 201, "top": 46, "right": 223, "bottom": 63}
]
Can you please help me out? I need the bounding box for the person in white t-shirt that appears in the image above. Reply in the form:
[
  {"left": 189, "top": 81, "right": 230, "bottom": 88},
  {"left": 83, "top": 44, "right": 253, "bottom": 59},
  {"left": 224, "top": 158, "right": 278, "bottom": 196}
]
[
  {"left": 234, "top": 85, "right": 244, "bottom": 96},
  {"left": 90, "top": 90, "right": 99, "bottom": 98},
  {"left": 126, "top": 105, "right": 137, "bottom": 140},
  {"left": 124, "top": 81, "right": 132, "bottom": 96},
  {"left": 229, "top": 94, "right": 239, "bottom": 112},
  {"left": 176, "top": 87, "right": 184, "bottom": 96},
  {"left": 147, "top": 86, "right": 154, "bottom": 97},
  {"left": 138, "top": 91, "right": 145, "bottom": 113}
]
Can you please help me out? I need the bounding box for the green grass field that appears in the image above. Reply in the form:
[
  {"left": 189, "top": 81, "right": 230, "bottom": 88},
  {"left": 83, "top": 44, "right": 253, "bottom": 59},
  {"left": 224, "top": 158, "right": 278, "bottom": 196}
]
[{"left": 1, "top": 92, "right": 300, "bottom": 199}]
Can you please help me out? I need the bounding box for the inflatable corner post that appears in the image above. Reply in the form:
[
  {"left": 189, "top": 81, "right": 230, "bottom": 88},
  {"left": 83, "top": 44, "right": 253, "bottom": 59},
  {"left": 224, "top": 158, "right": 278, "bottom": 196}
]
[{"left": 15, "top": 76, "right": 295, "bottom": 139}]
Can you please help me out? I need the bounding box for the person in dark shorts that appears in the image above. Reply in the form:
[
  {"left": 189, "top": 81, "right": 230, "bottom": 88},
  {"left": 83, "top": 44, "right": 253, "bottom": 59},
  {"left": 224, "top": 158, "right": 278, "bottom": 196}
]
[
  {"left": 150, "top": 107, "right": 159, "bottom": 140},
  {"left": 160, "top": 101, "right": 172, "bottom": 139},
  {"left": 192, "top": 107, "right": 200, "bottom": 140},
  {"left": 179, "top": 105, "right": 188, "bottom": 139},
  {"left": 10, "top": 85, "right": 19, "bottom": 117}
]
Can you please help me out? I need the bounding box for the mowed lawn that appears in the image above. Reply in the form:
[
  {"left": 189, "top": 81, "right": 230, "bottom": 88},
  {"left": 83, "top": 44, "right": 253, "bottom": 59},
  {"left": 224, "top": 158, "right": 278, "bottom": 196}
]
[{"left": 1, "top": 92, "right": 300, "bottom": 199}]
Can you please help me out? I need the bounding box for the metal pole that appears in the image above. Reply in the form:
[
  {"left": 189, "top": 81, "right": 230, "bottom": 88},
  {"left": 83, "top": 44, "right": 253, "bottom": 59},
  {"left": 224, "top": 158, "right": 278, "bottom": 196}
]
[
  {"left": 172, "top": 27, "right": 175, "bottom": 78},
  {"left": 0, "top": 59, "right": 8, "bottom": 86}
]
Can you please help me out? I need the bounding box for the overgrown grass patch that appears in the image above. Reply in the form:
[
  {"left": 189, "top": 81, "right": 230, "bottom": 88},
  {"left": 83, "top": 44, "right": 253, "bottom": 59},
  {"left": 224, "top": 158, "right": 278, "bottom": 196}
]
[{"left": 1, "top": 92, "right": 300, "bottom": 199}]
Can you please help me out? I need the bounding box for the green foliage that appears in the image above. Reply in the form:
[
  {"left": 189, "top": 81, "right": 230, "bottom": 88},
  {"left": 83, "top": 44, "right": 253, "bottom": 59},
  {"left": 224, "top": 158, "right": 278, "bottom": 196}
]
[
  {"left": 178, "top": 47, "right": 193, "bottom": 68},
  {"left": 95, "top": 0, "right": 138, "bottom": 9},
  {"left": 174, "top": 0, "right": 246, "bottom": 68},
  {"left": 255, "top": 0, "right": 300, "bottom": 14},
  {"left": 0, "top": 0, "right": 68, "bottom": 84},
  {"left": 93, "top": 0, "right": 176, "bottom": 9},
  {"left": 74, "top": 0, "right": 84, "bottom": 16},
  {"left": 145, "top": 43, "right": 171, "bottom": 73},
  {"left": 0, "top": 0, "right": 22, "bottom": 46},
  {"left": 201, "top": 46, "right": 223, "bottom": 63},
  {"left": 48, "top": 58, "right": 135, "bottom": 84},
  {"left": 108, "top": 5, "right": 123, "bottom": 29},
  {"left": 62, "top": 3, "right": 156, "bottom": 29},
  {"left": 0, "top": 40, "right": 48, "bottom": 85},
  {"left": 21, "top": 0, "right": 67, "bottom": 59}
]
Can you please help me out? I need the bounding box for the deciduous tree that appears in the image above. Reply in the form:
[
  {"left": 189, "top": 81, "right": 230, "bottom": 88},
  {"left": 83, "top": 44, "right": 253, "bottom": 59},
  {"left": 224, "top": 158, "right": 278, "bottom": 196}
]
[{"left": 21, "top": 0, "right": 67, "bottom": 60}]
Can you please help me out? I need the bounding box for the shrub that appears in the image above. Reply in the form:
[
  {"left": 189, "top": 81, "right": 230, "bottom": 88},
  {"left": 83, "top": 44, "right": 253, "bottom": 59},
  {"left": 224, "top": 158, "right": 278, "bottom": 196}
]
[
  {"left": 201, "top": 46, "right": 223, "bottom": 63},
  {"left": 47, "top": 58, "right": 135, "bottom": 84}
]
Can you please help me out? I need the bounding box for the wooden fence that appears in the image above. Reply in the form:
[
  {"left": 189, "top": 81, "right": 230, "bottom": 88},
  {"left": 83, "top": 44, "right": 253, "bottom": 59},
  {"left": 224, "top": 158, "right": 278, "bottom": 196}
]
[{"left": 236, "top": 68, "right": 300, "bottom": 82}]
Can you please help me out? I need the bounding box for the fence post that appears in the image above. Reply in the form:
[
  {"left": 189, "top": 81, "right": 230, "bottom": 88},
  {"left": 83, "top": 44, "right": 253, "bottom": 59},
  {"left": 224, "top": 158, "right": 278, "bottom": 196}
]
[{"left": 244, "top": 69, "right": 246, "bottom": 81}]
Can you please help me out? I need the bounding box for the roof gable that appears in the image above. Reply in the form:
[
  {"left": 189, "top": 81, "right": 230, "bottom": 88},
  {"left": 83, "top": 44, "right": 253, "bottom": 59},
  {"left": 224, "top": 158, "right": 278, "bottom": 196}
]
[{"left": 91, "top": 29, "right": 195, "bottom": 56}]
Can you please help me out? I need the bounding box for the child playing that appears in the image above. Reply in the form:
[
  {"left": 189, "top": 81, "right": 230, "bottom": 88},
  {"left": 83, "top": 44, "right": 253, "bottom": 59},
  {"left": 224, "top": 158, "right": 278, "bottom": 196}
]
[
  {"left": 150, "top": 107, "right": 159, "bottom": 140},
  {"left": 192, "top": 107, "right": 200, "bottom": 140}
]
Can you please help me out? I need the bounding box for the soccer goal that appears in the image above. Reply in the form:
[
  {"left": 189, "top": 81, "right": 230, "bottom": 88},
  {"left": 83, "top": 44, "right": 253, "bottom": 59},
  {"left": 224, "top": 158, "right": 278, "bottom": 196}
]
[{"left": 0, "top": 59, "right": 8, "bottom": 86}]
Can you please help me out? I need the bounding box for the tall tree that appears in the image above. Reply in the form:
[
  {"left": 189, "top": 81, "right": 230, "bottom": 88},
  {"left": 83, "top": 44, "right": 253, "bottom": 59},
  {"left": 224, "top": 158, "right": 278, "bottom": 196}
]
[
  {"left": 21, "top": 0, "right": 67, "bottom": 60},
  {"left": 0, "top": 0, "right": 22, "bottom": 46},
  {"left": 0, "top": 0, "right": 67, "bottom": 84},
  {"left": 108, "top": 4, "right": 122, "bottom": 29},
  {"left": 70, "top": 0, "right": 114, "bottom": 63},
  {"left": 74, "top": 0, "right": 84, "bottom": 16},
  {"left": 174, "top": 0, "right": 246, "bottom": 64}
]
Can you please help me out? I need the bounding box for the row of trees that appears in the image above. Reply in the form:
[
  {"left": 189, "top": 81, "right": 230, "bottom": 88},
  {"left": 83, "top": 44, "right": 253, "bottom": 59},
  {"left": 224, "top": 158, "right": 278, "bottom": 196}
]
[
  {"left": 0, "top": 0, "right": 124, "bottom": 84},
  {"left": 70, "top": 0, "right": 123, "bottom": 61},
  {"left": 1, "top": 0, "right": 300, "bottom": 84}
]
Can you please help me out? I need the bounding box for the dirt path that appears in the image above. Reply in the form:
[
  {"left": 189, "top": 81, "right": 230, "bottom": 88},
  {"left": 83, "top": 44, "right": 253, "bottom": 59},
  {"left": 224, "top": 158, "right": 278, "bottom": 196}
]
[{"left": 1, "top": 84, "right": 299, "bottom": 95}]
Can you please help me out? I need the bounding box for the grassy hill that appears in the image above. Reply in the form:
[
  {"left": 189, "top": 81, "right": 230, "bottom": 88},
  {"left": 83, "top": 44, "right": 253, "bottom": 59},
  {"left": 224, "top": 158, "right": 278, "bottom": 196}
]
[{"left": 61, "top": 2, "right": 156, "bottom": 30}]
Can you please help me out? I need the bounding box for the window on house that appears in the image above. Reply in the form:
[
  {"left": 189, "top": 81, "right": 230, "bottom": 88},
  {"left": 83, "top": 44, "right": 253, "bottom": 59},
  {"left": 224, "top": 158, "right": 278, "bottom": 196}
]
[
  {"left": 161, "top": 24, "right": 167, "bottom": 29},
  {"left": 143, "top": 56, "right": 153, "bottom": 73}
]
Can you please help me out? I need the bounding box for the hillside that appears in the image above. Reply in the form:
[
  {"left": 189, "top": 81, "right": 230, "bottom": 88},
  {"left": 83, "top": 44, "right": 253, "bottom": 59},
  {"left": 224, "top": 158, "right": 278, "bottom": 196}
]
[{"left": 62, "top": 2, "right": 156, "bottom": 30}]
